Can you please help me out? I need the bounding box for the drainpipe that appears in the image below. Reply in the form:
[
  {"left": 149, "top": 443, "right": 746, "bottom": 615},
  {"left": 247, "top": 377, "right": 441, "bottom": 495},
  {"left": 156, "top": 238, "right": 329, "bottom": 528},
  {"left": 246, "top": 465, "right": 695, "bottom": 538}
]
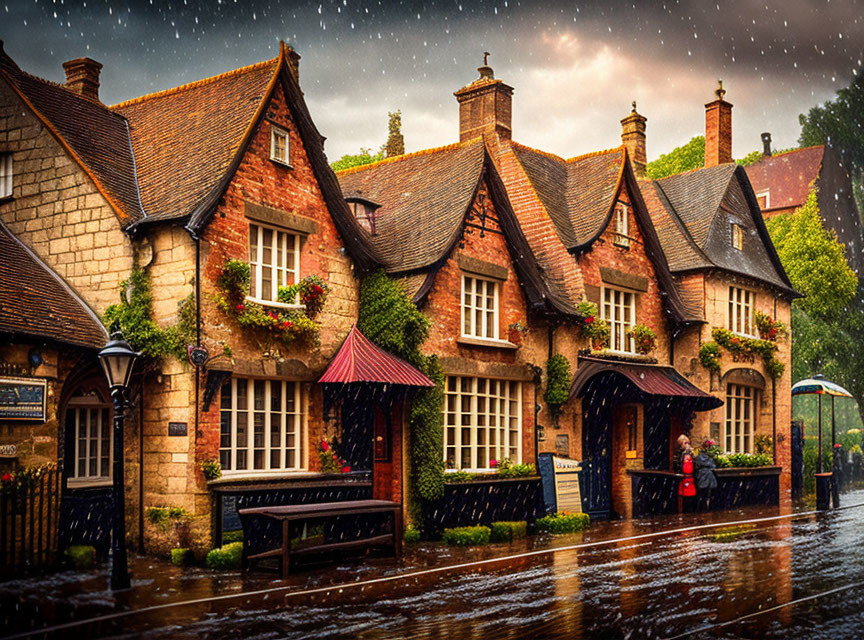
[
  {"left": 138, "top": 375, "right": 144, "bottom": 554},
  {"left": 194, "top": 236, "right": 201, "bottom": 449},
  {"left": 772, "top": 297, "right": 777, "bottom": 461}
]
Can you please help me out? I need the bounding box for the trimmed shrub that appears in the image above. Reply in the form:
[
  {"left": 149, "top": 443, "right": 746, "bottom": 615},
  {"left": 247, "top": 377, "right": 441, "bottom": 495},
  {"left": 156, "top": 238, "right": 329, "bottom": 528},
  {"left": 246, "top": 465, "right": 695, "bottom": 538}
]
[
  {"left": 403, "top": 527, "right": 421, "bottom": 544},
  {"left": 64, "top": 545, "right": 96, "bottom": 569},
  {"left": 222, "top": 529, "right": 244, "bottom": 544},
  {"left": 171, "top": 548, "right": 193, "bottom": 567},
  {"left": 536, "top": 512, "right": 590, "bottom": 535},
  {"left": 205, "top": 541, "right": 243, "bottom": 570},
  {"left": 490, "top": 521, "right": 528, "bottom": 543},
  {"left": 441, "top": 525, "right": 491, "bottom": 547}
]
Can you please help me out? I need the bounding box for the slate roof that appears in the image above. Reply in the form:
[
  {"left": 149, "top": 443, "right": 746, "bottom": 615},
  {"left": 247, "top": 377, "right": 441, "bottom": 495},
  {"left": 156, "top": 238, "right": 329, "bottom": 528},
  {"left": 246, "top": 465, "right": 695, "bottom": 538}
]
[
  {"left": 0, "top": 48, "right": 144, "bottom": 225},
  {"left": 0, "top": 221, "right": 108, "bottom": 349},
  {"left": 113, "top": 58, "right": 279, "bottom": 224},
  {"left": 744, "top": 146, "right": 824, "bottom": 212},
  {"left": 337, "top": 139, "right": 486, "bottom": 272},
  {"left": 510, "top": 144, "right": 625, "bottom": 249},
  {"left": 645, "top": 164, "right": 797, "bottom": 296}
]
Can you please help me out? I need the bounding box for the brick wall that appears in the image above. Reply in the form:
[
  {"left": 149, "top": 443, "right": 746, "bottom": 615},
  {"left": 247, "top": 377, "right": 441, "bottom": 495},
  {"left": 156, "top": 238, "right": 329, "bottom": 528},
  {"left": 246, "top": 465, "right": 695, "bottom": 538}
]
[{"left": 0, "top": 81, "right": 134, "bottom": 315}]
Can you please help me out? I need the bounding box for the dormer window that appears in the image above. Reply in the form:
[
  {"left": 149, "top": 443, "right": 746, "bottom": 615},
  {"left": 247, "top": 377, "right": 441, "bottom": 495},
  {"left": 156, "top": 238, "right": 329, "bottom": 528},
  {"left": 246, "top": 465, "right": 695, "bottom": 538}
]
[
  {"left": 270, "top": 125, "right": 290, "bottom": 165},
  {"left": 613, "top": 204, "right": 630, "bottom": 248},
  {"left": 731, "top": 223, "right": 744, "bottom": 251},
  {"left": 346, "top": 197, "right": 381, "bottom": 235},
  {"left": 756, "top": 190, "right": 770, "bottom": 210}
]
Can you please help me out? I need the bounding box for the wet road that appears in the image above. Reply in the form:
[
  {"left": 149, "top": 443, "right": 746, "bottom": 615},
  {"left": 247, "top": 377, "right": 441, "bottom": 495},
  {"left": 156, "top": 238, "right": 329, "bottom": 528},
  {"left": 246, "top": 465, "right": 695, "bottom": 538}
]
[{"left": 4, "top": 495, "right": 864, "bottom": 639}]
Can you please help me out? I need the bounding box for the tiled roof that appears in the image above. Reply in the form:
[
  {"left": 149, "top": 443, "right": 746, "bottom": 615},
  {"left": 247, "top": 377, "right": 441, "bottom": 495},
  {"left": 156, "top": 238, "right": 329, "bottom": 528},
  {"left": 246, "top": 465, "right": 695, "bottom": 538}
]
[
  {"left": 0, "top": 49, "right": 144, "bottom": 225},
  {"left": 511, "top": 144, "right": 625, "bottom": 249},
  {"left": 114, "top": 58, "right": 279, "bottom": 223},
  {"left": 655, "top": 164, "right": 737, "bottom": 246},
  {"left": 336, "top": 139, "right": 487, "bottom": 272},
  {"left": 744, "top": 146, "right": 824, "bottom": 211},
  {"left": 0, "top": 221, "right": 108, "bottom": 349},
  {"left": 638, "top": 178, "right": 711, "bottom": 272}
]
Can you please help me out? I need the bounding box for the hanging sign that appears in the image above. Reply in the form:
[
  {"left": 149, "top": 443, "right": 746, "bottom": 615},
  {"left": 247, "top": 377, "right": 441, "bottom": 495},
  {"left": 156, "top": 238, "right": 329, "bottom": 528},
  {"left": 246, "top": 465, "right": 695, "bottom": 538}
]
[
  {"left": 539, "top": 453, "right": 584, "bottom": 514},
  {"left": 0, "top": 377, "right": 47, "bottom": 421}
]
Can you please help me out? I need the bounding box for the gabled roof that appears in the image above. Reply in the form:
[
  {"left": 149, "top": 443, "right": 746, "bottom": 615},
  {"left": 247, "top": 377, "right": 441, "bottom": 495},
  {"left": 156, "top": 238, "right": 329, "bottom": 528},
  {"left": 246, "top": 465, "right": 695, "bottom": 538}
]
[
  {"left": 510, "top": 144, "right": 626, "bottom": 249},
  {"left": 113, "top": 58, "right": 279, "bottom": 225},
  {"left": 0, "top": 220, "right": 108, "bottom": 349},
  {"left": 647, "top": 164, "right": 798, "bottom": 296},
  {"left": 744, "top": 146, "right": 824, "bottom": 211},
  {"left": 0, "top": 47, "right": 144, "bottom": 225},
  {"left": 336, "top": 140, "right": 579, "bottom": 316}
]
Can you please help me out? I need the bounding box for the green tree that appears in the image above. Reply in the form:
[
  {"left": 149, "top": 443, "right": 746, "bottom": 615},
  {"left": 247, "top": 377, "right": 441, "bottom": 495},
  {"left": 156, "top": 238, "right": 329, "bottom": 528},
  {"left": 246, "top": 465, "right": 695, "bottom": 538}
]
[
  {"left": 646, "top": 136, "right": 705, "bottom": 179},
  {"left": 330, "top": 147, "right": 384, "bottom": 173},
  {"left": 799, "top": 69, "right": 864, "bottom": 216},
  {"left": 385, "top": 110, "right": 405, "bottom": 157}
]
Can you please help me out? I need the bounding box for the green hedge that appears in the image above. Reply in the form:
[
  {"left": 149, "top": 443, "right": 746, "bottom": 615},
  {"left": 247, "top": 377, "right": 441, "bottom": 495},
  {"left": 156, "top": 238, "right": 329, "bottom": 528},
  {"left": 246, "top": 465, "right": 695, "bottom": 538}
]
[
  {"left": 64, "top": 545, "right": 96, "bottom": 569},
  {"left": 403, "top": 527, "right": 421, "bottom": 544},
  {"left": 490, "top": 521, "right": 528, "bottom": 543},
  {"left": 441, "top": 526, "right": 491, "bottom": 547},
  {"left": 171, "top": 548, "right": 193, "bottom": 566},
  {"left": 222, "top": 529, "right": 244, "bottom": 544},
  {"left": 536, "top": 512, "right": 590, "bottom": 535},
  {"left": 205, "top": 541, "right": 243, "bottom": 570}
]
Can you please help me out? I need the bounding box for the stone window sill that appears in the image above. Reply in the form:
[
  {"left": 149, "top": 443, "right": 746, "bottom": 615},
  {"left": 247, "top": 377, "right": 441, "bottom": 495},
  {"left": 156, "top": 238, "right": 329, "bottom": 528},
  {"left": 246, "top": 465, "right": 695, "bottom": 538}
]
[
  {"left": 456, "top": 336, "right": 519, "bottom": 350},
  {"left": 245, "top": 296, "right": 306, "bottom": 312},
  {"left": 269, "top": 157, "right": 294, "bottom": 170}
]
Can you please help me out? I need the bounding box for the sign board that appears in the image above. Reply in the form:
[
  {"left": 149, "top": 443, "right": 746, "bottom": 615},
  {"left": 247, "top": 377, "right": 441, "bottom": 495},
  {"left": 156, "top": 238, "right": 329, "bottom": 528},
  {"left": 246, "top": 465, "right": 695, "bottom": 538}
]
[
  {"left": 0, "top": 443, "right": 19, "bottom": 458},
  {"left": 168, "top": 422, "right": 188, "bottom": 437},
  {"left": 0, "top": 377, "right": 47, "bottom": 421},
  {"left": 538, "top": 452, "right": 584, "bottom": 514}
]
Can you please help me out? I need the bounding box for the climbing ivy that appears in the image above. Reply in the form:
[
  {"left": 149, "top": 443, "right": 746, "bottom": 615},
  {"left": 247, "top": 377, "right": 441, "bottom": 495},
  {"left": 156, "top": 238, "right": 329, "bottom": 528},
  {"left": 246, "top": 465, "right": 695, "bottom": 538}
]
[
  {"left": 357, "top": 270, "right": 445, "bottom": 513},
  {"left": 544, "top": 354, "right": 572, "bottom": 414},
  {"left": 103, "top": 266, "right": 195, "bottom": 362}
]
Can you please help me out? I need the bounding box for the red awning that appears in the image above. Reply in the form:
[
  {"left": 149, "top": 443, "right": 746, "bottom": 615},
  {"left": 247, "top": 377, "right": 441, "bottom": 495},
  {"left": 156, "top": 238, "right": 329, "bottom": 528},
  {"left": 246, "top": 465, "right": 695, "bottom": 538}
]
[
  {"left": 569, "top": 357, "right": 723, "bottom": 411},
  {"left": 318, "top": 326, "right": 435, "bottom": 387}
]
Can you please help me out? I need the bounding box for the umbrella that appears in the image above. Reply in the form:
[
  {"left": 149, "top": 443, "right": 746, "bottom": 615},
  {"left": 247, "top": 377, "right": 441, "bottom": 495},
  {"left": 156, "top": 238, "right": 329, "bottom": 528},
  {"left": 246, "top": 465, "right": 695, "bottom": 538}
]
[{"left": 792, "top": 375, "right": 854, "bottom": 473}]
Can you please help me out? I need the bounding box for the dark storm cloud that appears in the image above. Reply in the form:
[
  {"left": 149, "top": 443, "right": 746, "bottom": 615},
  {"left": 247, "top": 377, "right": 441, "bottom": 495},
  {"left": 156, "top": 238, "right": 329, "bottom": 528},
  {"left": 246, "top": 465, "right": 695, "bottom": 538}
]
[{"left": 2, "top": 0, "right": 862, "bottom": 160}]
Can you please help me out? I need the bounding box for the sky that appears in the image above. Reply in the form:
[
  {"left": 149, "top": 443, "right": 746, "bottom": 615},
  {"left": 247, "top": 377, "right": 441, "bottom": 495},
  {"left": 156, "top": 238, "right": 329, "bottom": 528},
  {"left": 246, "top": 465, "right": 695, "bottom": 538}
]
[{"left": 1, "top": 0, "right": 862, "bottom": 161}]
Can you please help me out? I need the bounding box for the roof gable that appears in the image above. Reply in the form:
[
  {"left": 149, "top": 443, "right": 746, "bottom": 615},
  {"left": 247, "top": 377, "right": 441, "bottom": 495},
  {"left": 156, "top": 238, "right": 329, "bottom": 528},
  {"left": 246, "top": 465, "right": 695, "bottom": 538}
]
[
  {"left": 0, "top": 49, "right": 144, "bottom": 225},
  {"left": 744, "top": 146, "right": 824, "bottom": 211}
]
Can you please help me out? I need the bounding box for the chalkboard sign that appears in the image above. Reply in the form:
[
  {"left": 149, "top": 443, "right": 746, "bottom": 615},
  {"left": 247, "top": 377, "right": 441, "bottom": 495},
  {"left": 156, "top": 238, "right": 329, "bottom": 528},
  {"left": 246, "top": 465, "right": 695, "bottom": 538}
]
[
  {"left": 0, "top": 377, "right": 46, "bottom": 421},
  {"left": 538, "top": 452, "right": 584, "bottom": 514}
]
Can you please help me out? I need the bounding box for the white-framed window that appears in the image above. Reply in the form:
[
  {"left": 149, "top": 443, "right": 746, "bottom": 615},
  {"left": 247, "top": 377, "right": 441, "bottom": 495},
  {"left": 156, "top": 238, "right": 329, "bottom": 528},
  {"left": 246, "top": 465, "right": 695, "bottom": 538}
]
[
  {"left": 602, "top": 286, "right": 636, "bottom": 352},
  {"left": 270, "top": 125, "right": 290, "bottom": 165},
  {"left": 248, "top": 223, "right": 300, "bottom": 305},
  {"left": 731, "top": 223, "right": 743, "bottom": 251},
  {"left": 613, "top": 203, "right": 630, "bottom": 248},
  {"left": 461, "top": 275, "right": 499, "bottom": 340},
  {"left": 725, "top": 383, "right": 755, "bottom": 454},
  {"left": 66, "top": 396, "right": 112, "bottom": 487},
  {"left": 219, "top": 378, "right": 306, "bottom": 474},
  {"left": 728, "top": 286, "right": 754, "bottom": 336},
  {"left": 0, "top": 153, "right": 12, "bottom": 198},
  {"left": 444, "top": 376, "right": 522, "bottom": 472},
  {"left": 756, "top": 190, "right": 770, "bottom": 210}
]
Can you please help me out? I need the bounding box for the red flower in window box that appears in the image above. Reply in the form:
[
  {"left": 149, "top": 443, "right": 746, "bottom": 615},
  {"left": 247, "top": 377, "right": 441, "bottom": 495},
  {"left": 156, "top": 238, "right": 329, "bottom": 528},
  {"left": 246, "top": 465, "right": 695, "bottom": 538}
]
[
  {"left": 320, "top": 440, "right": 329, "bottom": 452},
  {"left": 1, "top": 473, "right": 12, "bottom": 483},
  {"left": 235, "top": 303, "right": 245, "bottom": 311},
  {"left": 341, "top": 465, "right": 351, "bottom": 474},
  {"left": 584, "top": 316, "right": 594, "bottom": 324}
]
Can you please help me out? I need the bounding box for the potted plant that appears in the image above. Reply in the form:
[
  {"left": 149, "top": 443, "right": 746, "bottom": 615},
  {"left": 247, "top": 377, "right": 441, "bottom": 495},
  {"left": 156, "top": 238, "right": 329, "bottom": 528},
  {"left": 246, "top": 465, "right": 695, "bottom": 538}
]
[
  {"left": 508, "top": 321, "right": 527, "bottom": 345},
  {"left": 628, "top": 324, "right": 657, "bottom": 355}
]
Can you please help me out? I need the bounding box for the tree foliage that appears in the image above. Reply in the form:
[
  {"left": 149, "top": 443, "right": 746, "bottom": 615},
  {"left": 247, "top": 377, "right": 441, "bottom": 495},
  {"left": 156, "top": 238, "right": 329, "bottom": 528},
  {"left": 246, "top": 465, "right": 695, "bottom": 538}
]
[
  {"left": 385, "top": 110, "right": 405, "bottom": 157},
  {"left": 646, "top": 136, "right": 705, "bottom": 179},
  {"left": 330, "top": 147, "right": 384, "bottom": 173}
]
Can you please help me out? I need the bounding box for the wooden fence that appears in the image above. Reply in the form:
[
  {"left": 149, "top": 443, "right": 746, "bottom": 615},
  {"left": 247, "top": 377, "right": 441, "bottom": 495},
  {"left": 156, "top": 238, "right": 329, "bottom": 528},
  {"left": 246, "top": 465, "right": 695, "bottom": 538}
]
[{"left": 0, "top": 465, "right": 61, "bottom": 577}]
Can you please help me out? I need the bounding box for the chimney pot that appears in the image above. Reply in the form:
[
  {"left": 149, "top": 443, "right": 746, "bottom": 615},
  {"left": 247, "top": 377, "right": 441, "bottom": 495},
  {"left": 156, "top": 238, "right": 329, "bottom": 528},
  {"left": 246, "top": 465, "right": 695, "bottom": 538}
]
[
  {"left": 621, "top": 102, "right": 647, "bottom": 178},
  {"left": 761, "top": 132, "right": 772, "bottom": 157},
  {"left": 62, "top": 57, "right": 102, "bottom": 102},
  {"left": 453, "top": 54, "right": 513, "bottom": 142},
  {"left": 704, "top": 81, "right": 733, "bottom": 167}
]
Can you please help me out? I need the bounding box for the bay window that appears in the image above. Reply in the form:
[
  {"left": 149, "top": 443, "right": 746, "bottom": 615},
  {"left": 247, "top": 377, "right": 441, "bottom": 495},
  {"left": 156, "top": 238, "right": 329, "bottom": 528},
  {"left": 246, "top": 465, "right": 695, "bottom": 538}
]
[
  {"left": 220, "top": 378, "right": 306, "bottom": 474},
  {"left": 444, "top": 376, "right": 522, "bottom": 472},
  {"left": 602, "top": 286, "right": 636, "bottom": 352},
  {"left": 725, "top": 383, "right": 755, "bottom": 454},
  {"left": 248, "top": 223, "right": 300, "bottom": 304}
]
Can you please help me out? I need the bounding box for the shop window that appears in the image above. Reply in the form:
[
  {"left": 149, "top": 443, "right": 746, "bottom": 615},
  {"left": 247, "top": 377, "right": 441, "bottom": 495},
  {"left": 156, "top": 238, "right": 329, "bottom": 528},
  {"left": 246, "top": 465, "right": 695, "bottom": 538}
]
[
  {"left": 66, "top": 393, "right": 111, "bottom": 487},
  {"left": 444, "top": 376, "right": 522, "bottom": 472},
  {"left": 270, "top": 125, "right": 290, "bottom": 165},
  {"left": 461, "top": 275, "right": 499, "bottom": 340},
  {"left": 602, "top": 286, "right": 636, "bottom": 352},
  {"left": 0, "top": 154, "right": 11, "bottom": 198},
  {"left": 220, "top": 378, "right": 305, "bottom": 474},
  {"left": 728, "top": 286, "right": 754, "bottom": 337},
  {"left": 725, "top": 384, "right": 755, "bottom": 454},
  {"left": 613, "top": 203, "right": 630, "bottom": 248},
  {"left": 248, "top": 223, "right": 300, "bottom": 304},
  {"left": 731, "top": 223, "right": 744, "bottom": 251}
]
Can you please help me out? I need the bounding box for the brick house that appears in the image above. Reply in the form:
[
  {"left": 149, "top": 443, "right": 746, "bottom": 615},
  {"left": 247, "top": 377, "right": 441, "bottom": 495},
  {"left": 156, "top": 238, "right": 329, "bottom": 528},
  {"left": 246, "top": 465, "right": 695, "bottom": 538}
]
[{"left": 744, "top": 141, "right": 863, "bottom": 274}]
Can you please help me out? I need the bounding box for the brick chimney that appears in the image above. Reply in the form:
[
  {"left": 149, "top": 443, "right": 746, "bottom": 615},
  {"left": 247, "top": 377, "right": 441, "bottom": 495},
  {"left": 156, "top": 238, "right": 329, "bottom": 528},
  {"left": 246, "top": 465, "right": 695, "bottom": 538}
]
[
  {"left": 453, "top": 53, "right": 513, "bottom": 142},
  {"left": 761, "top": 132, "right": 772, "bottom": 157},
  {"left": 621, "top": 101, "right": 647, "bottom": 178},
  {"left": 704, "top": 80, "right": 732, "bottom": 167},
  {"left": 63, "top": 57, "right": 102, "bottom": 102}
]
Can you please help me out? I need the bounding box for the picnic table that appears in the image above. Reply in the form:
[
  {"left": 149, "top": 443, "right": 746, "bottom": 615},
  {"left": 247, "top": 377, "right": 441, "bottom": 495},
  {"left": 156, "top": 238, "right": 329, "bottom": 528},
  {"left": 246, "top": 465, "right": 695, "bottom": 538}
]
[{"left": 238, "top": 499, "right": 402, "bottom": 576}]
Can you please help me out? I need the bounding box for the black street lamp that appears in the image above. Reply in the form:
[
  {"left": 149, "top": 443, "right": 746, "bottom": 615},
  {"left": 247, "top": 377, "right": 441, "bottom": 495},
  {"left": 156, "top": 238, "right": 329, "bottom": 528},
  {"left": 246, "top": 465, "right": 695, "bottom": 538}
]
[{"left": 98, "top": 331, "right": 139, "bottom": 591}]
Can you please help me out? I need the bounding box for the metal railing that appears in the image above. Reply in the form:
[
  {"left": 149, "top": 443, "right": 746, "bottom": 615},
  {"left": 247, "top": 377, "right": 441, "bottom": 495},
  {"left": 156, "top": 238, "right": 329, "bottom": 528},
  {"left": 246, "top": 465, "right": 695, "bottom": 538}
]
[{"left": 0, "top": 465, "right": 61, "bottom": 577}]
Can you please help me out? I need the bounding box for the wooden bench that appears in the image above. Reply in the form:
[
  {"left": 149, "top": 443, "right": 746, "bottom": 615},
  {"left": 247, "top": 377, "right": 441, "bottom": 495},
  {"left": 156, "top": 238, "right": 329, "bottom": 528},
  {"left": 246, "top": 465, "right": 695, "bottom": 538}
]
[{"left": 238, "top": 499, "right": 402, "bottom": 577}]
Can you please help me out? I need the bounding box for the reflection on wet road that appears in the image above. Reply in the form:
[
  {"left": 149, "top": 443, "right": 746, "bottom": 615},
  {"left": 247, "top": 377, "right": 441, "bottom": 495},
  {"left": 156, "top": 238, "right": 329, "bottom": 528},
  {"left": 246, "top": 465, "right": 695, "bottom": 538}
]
[{"left": 3, "top": 495, "right": 864, "bottom": 639}]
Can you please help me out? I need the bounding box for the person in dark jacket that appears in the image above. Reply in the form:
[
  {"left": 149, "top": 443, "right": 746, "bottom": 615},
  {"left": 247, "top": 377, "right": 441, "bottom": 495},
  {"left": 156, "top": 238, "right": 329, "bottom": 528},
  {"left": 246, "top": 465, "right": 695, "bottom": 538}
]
[{"left": 694, "top": 450, "right": 718, "bottom": 511}]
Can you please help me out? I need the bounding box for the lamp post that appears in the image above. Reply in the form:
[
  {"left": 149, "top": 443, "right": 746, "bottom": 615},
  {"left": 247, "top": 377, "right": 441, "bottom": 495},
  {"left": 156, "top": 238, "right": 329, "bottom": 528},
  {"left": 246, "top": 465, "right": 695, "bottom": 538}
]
[{"left": 98, "top": 332, "right": 139, "bottom": 591}]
